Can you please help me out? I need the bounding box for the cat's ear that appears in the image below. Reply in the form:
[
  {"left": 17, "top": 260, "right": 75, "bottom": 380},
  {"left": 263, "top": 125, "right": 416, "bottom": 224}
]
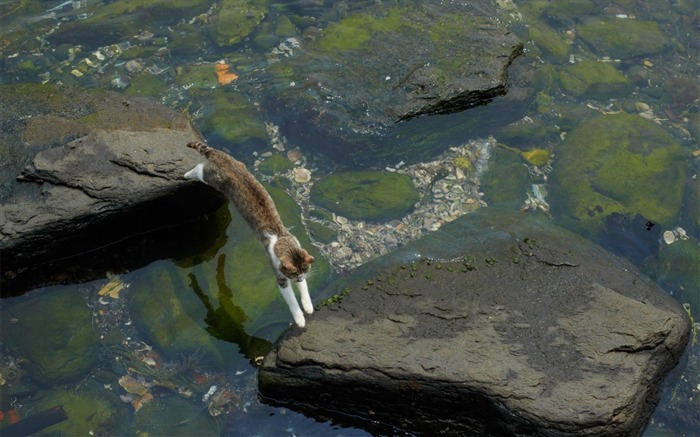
[
  {"left": 280, "top": 256, "right": 295, "bottom": 272},
  {"left": 301, "top": 250, "right": 314, "bottom": 265}
]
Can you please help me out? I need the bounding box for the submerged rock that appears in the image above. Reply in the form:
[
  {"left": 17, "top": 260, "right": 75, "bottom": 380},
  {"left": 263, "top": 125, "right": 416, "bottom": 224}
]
[
  {"left": 577, "top": 18, "right": 669, "bottom": 59},
  {"left": 559, "top": 60, "right": 633, "bottom": 100},
  {"left": 0, "top": 286, "right": 99, "bottom": 386},
  {"left": 550, "top": 113, "right": 685, "bottom": 235},
  {"left": 261, "top": 0, "right": 523, "bottom": 166},
  {"left": 259, "top": 209, "right": 691, "bottom": 436},
  {"left": 311, "top": 170, "right": 420, "bottom": 221}
]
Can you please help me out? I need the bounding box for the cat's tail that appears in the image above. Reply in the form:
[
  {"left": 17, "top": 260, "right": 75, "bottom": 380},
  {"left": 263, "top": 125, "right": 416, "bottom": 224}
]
[{"left": 186, "top": 141, "right": 214, "bottom": 157}]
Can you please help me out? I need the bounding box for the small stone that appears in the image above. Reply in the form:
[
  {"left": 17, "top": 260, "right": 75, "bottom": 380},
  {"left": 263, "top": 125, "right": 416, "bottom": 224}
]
[{"left": 292, "top": 167, "right": 311, "bottom": 183}]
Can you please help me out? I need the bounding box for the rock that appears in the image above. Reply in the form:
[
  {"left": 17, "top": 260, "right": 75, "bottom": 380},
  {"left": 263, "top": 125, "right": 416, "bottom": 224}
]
[
  {"left": 528, "top": 25, "right": 571, "bottom": 64},
  {"left": 311, "top": 170, "right": 420, "bottom": 221},
  {"left": 550, "top": 113, "right": 686, "bottom": 235},
  {"left": 559, "top": 60, "right": 633, "bottom": 100},
  {"left": 0, "top": 84, "right": 225, "bottom": 295},
  {"left": 0, "top": 285, "right": 99, "bottom": 385},
  {"left": 577, "top": 18, "right": 669, "bottom": 59},
  {"left": 209, "top": 0, "right": 268, "bottom": 47},
  {"left": 27, "top": 385, "right": 129, "bottom": 436},
  {"left": 46, "top": 0, "right": 211, "bottom": 49},
  {"left": 261, "top": 0, "right": 523, "bottom": 166},
  {"left": 128, "top": 395, "right": 219, "bottom": 436},
  {"left": 259, "top": 209, "right": 691, "bottom": 436}
]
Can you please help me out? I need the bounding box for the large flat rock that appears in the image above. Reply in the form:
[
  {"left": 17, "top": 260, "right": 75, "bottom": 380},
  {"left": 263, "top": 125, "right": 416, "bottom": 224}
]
[
  {"left": 0, "top": 84, "right": 224, "bottom": 295},
  {"left": 259, "top": 209, "right": 691, "bottom": 436}
]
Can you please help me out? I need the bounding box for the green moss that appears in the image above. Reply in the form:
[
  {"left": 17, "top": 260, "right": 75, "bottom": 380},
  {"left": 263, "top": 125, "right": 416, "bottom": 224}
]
[
  {"left": 559, "top": 61, "right": 632, "bottom": 99},
  {"left": 275, "top": 15, "right": 297, "bottom": 37},
  {"left": 528, "top": 25, "right": 571, "bottom": 64},
  {"left": 31, "top": 386, "right": 128, "bottom": 436},
  {"left": 210, "top": 0, "right": 268, "bottom": 47},
  {"left": 551, "top": 114, "right": 685, "bottom": 234},
  {"left": 307, "top": 221, "right": 338, "bottom": 244},
  {"left": 124, "top": 72, "right": 167, "bottom": 97},
  {"left": 257, "top": 154, "right": 294, "bottom": 175},
  {"left": 129, "top": 263, "right": 226, "bottom": 363},
  {"left": 0, "top": 286, "right": 99, "bottom": 385},
  {"left": 129, "top": 396, "right": 218, "bottom": 436},
  {"left": 311, "top": 170, "right": 419, "bottom": 221},
  {"left": 315, "top": 8, "right": 408, "bottom": 52},
  {"left": 453, "top": 156, "right": 473, "bottom": 171},
  {"left": 577, "top": 19, "right": 668, "bottom": 59},
  {"left": 200, "top": 91, "right": 268, "bottom": 144},
  {"left": 175, "top": 64, "right": 219, "bottom": 89}
]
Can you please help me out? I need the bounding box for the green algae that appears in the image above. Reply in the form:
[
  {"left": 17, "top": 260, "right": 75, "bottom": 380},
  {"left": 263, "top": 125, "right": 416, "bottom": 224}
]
[
  {"left": 30, "top": 386, "right": 128, "bottom": 436},
  {"left": 0, "top": 286, "right": 99, "bottom": 386},
  {"left": 200, "top": 91, "right": 268, "bottom": 146},
  {"left": 210, "top": 0, "right": 268, "bottom": 47},
  {"left": 577, "top": 18, "right": 669, "bottom": 59},
  {"left": 551, "top": 113, "right": 685, "bottom": 234},
  {"left": 311, "top": 170, "right": 420, "bottom": 221},
  {"left": 257, "top": 154, "right": 294, "bottom": 175},
  {"left": 528, "top": 26, "right": 571, "bottom": 64},
  {"left": 129, "top": 395, "right": 219, "bottom": 436},
  {"left": 315, "top": 8, "right": 409, "bottom": 52},
  {"left": 559, "top": 61, "right": 632, "bottom": 100},
  {"left": 129, "top": 262, "right": 228, "bottom": 364}
]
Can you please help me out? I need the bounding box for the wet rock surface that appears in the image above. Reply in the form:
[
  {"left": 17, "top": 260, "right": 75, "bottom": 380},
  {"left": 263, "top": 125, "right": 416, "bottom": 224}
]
[
  {"left": 259, "top": 209, "right": 691, "bottom": 436},
  {"left": 0, "top": 84, "right": 224, "bottom": 295},
  {"left": 264, "top": 0, "right": 523, "bottom": 165}
]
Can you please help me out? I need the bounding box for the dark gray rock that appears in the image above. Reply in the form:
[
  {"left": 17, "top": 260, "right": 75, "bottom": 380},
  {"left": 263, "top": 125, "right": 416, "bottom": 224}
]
[
  {"left": 259, "top": 209, "right": 691, "bottom": 436},
  {"left": 0, "top": 84, "right": 224, "bottom": 295}
]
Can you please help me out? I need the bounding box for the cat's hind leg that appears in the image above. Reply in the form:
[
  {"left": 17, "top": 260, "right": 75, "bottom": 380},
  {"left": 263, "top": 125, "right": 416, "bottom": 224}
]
[
  {"left": 279, "top": 282, "right": 306, "bottom": 328},
  {"left": 296, "top": 279, "right": 314, "bottom": 315}
]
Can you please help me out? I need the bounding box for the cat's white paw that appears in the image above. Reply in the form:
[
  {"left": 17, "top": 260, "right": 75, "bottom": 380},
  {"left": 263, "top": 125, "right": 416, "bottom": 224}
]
[
  {"left": 292, "top": 311, "right": 306, "bottom": 328},
  {"left": 301, "top": 298, "right": 314, "bottom": 315}
]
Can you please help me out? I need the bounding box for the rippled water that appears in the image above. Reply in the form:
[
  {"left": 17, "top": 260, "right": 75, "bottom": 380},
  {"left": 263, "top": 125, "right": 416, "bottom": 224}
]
[{"left": 0, "top": 1, "right": 698, "bottom": 436}]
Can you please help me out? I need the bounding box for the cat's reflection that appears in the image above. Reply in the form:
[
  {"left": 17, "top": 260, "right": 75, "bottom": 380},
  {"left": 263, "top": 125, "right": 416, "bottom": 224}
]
[{"left": 189, "top": 253, "right": 272, "bottom": 364}]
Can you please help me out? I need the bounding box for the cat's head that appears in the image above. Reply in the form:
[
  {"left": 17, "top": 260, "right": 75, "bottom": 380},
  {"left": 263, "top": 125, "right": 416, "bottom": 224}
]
[{"left": 279, "top": 248, "right": 315, "bottom": 282}]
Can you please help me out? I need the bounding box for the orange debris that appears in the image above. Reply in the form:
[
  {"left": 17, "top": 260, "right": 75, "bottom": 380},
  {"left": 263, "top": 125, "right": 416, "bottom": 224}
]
[
  {"left": 215, "top": 63, "right": 239, "bottom": 85},
  {"left": 6, "top": 409, "right": 20, "bottom": 424}
]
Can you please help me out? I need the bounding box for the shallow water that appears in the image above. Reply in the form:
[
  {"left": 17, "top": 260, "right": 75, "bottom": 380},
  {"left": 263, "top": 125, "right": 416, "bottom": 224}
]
[{"left": 0, "top": 0, "right": 698, "bottom": 436}]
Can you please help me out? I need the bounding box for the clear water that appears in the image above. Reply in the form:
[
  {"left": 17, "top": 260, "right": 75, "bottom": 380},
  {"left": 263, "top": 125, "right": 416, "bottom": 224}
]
[{"left": 0, "top": 1, "right": 698, "bottom": 436}]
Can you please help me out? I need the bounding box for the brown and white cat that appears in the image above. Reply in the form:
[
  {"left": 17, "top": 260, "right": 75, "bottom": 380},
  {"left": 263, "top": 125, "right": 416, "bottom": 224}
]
[{"left": 184, "top": 141, "right": 314, "bottom": 327}]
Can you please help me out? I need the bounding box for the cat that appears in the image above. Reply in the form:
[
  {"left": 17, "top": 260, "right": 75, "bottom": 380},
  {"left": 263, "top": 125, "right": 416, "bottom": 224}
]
[{"left": 184, "top": 141, "right": 315, "bottom": 328}]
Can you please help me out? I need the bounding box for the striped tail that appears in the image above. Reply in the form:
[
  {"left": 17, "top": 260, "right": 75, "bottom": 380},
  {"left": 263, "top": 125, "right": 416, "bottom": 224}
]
[{"left": 186, "top": 141, "right": 213, "bottom": 157}]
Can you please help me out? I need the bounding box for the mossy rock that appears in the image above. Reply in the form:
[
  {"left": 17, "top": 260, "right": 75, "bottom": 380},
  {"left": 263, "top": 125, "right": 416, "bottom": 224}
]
[
  {"left": 311, "top": 171, "right": 419, "bottom": 221},
  {"left": 655, "top": 239, "right": 700, "bottom": 316},
  {"left": 31, "top": 385, "right": 128, "bottom": 437},
  {"left": 528, "top": 25, "right": 571, "bottom": 64},
  {"left": 47, "top": 0, "right": 211, "bottom": 49},
  {"left": 174, "top": 64, "right": 220, "bottom": 90},
  {"left": 200, "top": 91, "right": 268, "bottom": 146},
  {"left": 306, "top": 221, "right": 338, "bottom": 244},
  {"left": 481, "top": 148, "right": 531, "bottom": 208},
  {"left": 210, "top": 0, "right": 268, "bottom": 47},
  {"left": 559, "top": 61, "right": 632, "bottom": 100},
  {"left": 577, "top": 18, "right": 669, "bottom": 59},
  {"left": 551, "top": 114, "right": 685, "bottom": 234},
  {"left": 257, "top": 154, "right": 294, "bottom": 175},
  {"left": 124, "top": 72, "right": 167, "bottom": 97},
  {"left": 129, "top": 395, "right": 219, "bottom": 436},
  {"left": 129, "top": 262, "right": 228, "bottom": 364},
  {"left": 0, "top": 286, "right": 99, "bottom": 386}
]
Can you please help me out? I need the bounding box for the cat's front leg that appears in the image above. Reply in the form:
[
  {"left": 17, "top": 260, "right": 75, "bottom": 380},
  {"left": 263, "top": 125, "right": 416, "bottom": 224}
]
[
  {"left": 278, "top": 280, "right": 306, "bottom": 328},
  {"left": 296, "top": 279, "right": 314, "bottom": 315}
]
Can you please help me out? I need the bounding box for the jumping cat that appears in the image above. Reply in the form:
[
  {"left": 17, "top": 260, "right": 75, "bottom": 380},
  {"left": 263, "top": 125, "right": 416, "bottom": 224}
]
[{"left": 184, "top": 141, "right": 315, "bottom": 328}]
